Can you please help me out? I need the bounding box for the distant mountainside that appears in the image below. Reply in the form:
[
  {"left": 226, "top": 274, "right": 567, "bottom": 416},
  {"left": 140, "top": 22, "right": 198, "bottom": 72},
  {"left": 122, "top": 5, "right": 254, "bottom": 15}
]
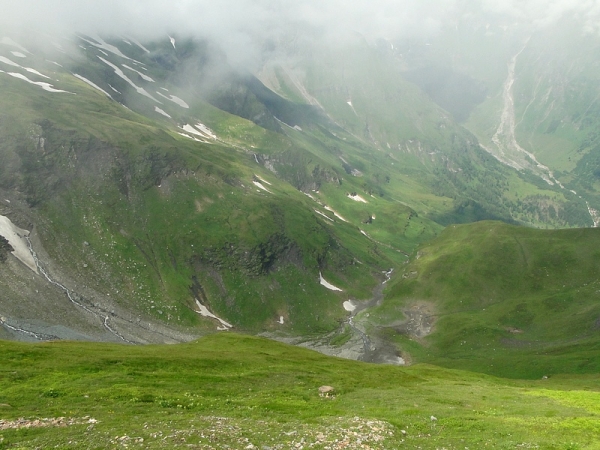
[{"left": 0, "top": 26, "right": 598, "bottom": 350}]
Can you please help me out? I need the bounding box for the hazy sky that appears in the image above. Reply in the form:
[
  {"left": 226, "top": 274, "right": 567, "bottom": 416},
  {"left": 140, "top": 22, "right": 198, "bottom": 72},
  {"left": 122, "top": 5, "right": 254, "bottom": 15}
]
[
  {"left": 1, "top": 0, "right": 598, "bottom": 67},
  {"left": 2, "top": 0, "right": 597, "bottom": 37}
]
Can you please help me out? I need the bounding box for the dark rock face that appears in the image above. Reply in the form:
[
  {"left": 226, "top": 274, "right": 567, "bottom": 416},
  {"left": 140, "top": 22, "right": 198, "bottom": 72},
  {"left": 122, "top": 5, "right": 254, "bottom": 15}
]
[{"left": 0, "top": 236, "right": 13, "bottom": 263}]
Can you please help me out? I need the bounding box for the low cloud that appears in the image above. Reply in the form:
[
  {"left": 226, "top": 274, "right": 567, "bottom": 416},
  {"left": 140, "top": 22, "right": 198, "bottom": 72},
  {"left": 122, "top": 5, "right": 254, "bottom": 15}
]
[{"left": 1, "top": 0, "right": 599, "bottom": 68}]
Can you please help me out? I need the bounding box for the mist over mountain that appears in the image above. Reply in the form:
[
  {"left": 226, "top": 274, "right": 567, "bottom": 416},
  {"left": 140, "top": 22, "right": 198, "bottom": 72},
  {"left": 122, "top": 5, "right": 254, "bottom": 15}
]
[
  {"left": 3, "top": 0, "right": 600, "bottom": 69},
  {"left": 1, "top": 0, "right": 600, "bottom": 379}
]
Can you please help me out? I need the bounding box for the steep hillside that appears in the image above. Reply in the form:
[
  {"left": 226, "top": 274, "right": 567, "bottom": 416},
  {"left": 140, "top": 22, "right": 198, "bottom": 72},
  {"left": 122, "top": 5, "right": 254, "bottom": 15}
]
[
  {"left": 259, "top": 35, "right": 592, "bottom": 228},
  {"left": 0, "top": 30, "right": 596, "bottom": 344},
  {"left": 396, "top": 14, "right": 600, "bottom": 223},
  {"left": 370, "top": 221, "right": 600, "bottom": 378}
]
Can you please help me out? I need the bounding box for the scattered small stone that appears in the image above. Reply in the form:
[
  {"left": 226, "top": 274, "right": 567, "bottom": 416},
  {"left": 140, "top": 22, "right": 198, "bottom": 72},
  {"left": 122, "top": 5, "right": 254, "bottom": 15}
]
[{"left": 0, "top": 416, "right": 98, "bottom": 430}]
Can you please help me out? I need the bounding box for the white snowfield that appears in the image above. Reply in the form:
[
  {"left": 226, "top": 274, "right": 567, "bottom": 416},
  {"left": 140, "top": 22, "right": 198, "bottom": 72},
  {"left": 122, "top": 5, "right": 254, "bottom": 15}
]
[
  {"left": 319, "top": 272, "right": 342, "bottom": 291},
  {"left": 0, "top": 215, "right": 37, "bottom": 273},
  {"left": 11, "top": 51, "right": 26, "bottom": 58},
  {"left": 80, "top": 35, "right": 145, "bottom": 65},
  {"left": 253, "top": 180, "right": 272, "bottom": 193},
  {"left": 346, "top": 100, "right": 358, "bottom": 116},
  {"left": 323, "top": 206, "right": 347, "bottom": 222},
  {"left": 194, "top": 123, "right": 216, "bottom": 139},
  {"left": 2, "top": 71, "right": 71, "bottom": 93},
  {"left": 177, "top": 132, "right": 204, "bottom": 143},
  {"left": 347, "top": 193, "right": 368, "bottom": 203},
  {"left": 0, "top": 55, "right": 50, "bottom": 79},
  {"left": 154, "top": 106, "right": 171, "bottom": 118},
  {"left": 128, "top": 36, "right": 150, "bottom": 54},
  {"left": 254, "top": 175, "right": 272, "bottom": 186},
  {"left": 156, "top": 91, "right": 189, "bottom": 108},
  {"left": 314, "top": 209, "right": 334, "bottom": 222},
  {"left": 73, "top": 74, "right": 112, "bottom": 98},
  {"left": 343, "top": 300, "right": 356, "bottom": 312},
  {"left": 122, "top": 64, "right": 154, "bottom": 82},
  {"left": 181, "top": 124, "right": 205, "bottom": 137},
  {"left": 195, "top": 299, "right": 232, "bottom": 330},
  {"left": 179, "top": 123, "right": 216, "bottom": 141},
  {"left": 98, "top": 56, "right": 159, "bottom": 102}
]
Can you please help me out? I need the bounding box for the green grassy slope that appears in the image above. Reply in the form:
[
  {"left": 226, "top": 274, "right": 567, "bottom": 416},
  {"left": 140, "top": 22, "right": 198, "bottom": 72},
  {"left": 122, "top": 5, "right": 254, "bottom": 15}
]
[
  {"left": 260, "top": 36, "right": 590, "bottom": 228},
  {"left": 1, "top": 35, "right": 429, "bottom": 336},
  {"left": 371, "top": 221, "right": 600, "bottom": 379},
  {"left": 1, "top": 334, "right": 600, "bottom": 449},
  {"left": 1, "top": 31, "right": 597, "bottom": 341}
]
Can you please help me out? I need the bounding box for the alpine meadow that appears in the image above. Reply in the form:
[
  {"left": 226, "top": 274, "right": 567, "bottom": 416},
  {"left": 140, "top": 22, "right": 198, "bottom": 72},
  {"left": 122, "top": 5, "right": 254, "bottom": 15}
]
[{"left": 1, "top": 1, "right": 600, "bottom": 448}]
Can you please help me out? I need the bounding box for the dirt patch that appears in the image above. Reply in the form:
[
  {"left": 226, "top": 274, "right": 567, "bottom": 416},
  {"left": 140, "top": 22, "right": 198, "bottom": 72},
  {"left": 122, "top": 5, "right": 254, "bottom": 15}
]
[
  {"left": 0, "top": 417, "right": 97, "bottom": 430},
  {"left": 391, "top": 301, "right": 436, "bottom": 341}
]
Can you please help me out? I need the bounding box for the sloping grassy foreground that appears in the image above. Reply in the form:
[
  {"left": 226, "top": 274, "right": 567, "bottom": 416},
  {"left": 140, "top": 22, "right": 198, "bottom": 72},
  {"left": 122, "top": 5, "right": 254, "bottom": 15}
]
[{"left": 1, "top": 334, "right": 599, "bottom": 449}]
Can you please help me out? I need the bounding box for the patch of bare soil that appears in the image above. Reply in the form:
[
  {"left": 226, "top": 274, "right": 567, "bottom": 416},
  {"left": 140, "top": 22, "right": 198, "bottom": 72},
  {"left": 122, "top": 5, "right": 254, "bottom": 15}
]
[
  {"left": 390, "top": 301, "right": 436, "bottom": 342},
  {"left": 0, "top": 417, "right": 97, "bottom": 430}
]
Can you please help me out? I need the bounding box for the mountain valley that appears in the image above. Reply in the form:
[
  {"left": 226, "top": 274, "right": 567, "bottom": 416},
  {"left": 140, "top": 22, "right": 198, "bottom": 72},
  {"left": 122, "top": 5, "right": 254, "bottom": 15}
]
[{"left": 2, "top": 4, "right": 600, "bottom": 447}]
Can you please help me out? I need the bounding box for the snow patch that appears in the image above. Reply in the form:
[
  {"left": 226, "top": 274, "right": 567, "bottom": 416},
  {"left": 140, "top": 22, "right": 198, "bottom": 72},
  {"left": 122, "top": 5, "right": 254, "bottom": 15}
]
[
  {"left": 195, "top": 299, "right": 232, "bottom": 330},
  {"left": 169, "top": 35, "right": 176, "bottom": 49},
  {"left": 324, "top": 206, "right": 347, "bottom": 222},
  {"left": 347, "top": 193, "right": 368, "bottom": 203},
  {"left": 180, "top": 124, "right": 211, "bottom": 141},
  {"left": 253, "top": 180, "right": 272, "bottom": 193},
  {"left": 254, "top": 175, "right": 271, "bottom": 186},
  {"left": 320, "top": 272, "right": 342, "bottom": 291},
  {"left": 4, "top": 72, "right": 71, "bottom": 93},
  {"left": 156, "top": 91, "right": 189, "bottom": 108},
  {"left": 0, "top": 215, "right": 37, "bottom": 273},
  {"left": 343, "top": 300, "right": 356, "bottom": 312},
  {"left": 177, "top": 132, "right": 204, "bottom": 143},
  {"left": 73, "top": 74, "right": 112, "bottom": 98},
  {"left": 0, "top": 56, "right": 50, "bottom": 78},
  {"left": 80, "top": 35, "right": 144, "bottom": 64},
  {"left": 314, "top": 209, "right": 334, "bottom": 222},
  {"left": 128, "top": 37, "right": 150, "bottom": 53},
  {"left": 98, "top": 56, "right": 160, "bottom": 102},
  {"left": 347, "top": 100, "right": 358, "bottom": 116},
  {"left": 10, "top": 51, "right": 26, "bottom": 58},
  {"left": 154, "top": 106, "right": 171, "bottom": 118},
  {"left": 194, "top": 123, "right": 216, "bottom": 139},
  {"left": 122, "top": 64, "right": 154, "bottom": 82}
]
